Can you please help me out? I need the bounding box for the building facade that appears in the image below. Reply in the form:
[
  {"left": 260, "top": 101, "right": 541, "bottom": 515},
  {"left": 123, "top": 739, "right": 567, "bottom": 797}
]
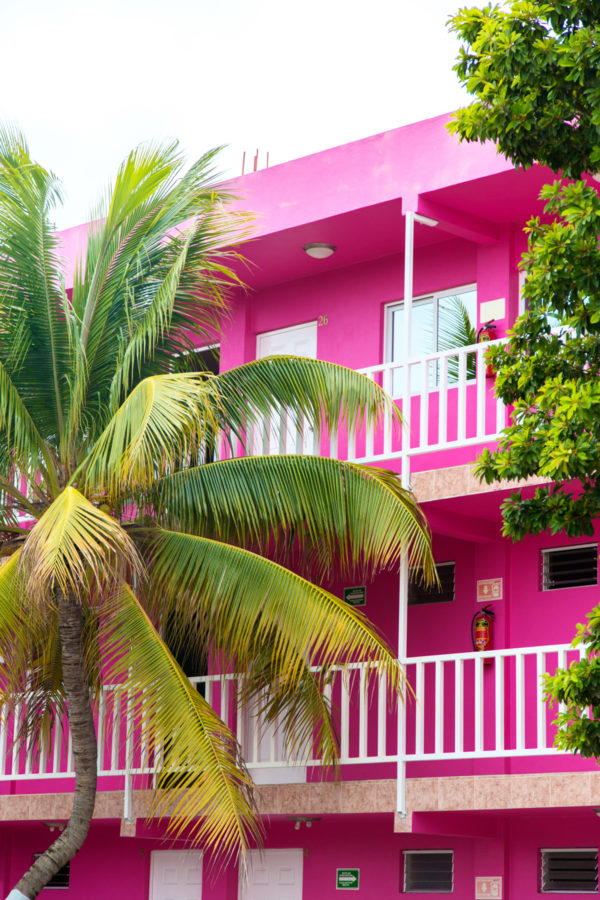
[{"left": 2, "top": 113, "right": 600, "bottom": 899}]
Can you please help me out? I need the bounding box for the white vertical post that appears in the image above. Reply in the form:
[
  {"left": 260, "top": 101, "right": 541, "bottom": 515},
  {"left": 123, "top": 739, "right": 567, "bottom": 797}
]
[
  {"left": 435, "top": 660, "right": 444, "bottom": 756},
  {"left": 495, "top": 654, "right": 505, "bottom": 753},
  {"left": 536, "top": 651, "right": 546, "bottom": 751},
  {"left": 397, "top": 558, "right": 409, "bottom": 816},
  {"left": 397, "top": 209, "right": 414, "bottom": 816},
  {"left": 457, "top": 350, "right": 467, "bottom": 442},
  {"left": 454, "top": 658, "right": 464, "bottom": 755},
  {"left": 476, "top": 344, "right": 486, "bottom": 438},
  {"left": 515, "top": 652, "right": 525, "bottom": 751},
  {"left": 475, "top": 657, "right": 484, "bottom": 754},
  {"left": 401, "top": 210, "right": 414, "bottom": 488}
]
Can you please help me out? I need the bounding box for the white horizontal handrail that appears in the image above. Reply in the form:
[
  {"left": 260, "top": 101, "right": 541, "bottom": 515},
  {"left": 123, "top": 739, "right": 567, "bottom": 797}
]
[
  {"left": 0, "top": 642, "right": 576, "bottom": 782},
  {"left": 358, "top": 336, "right": 507, "bottom": 374},
  {"left": 405, "top": 642, "right": 573, "bottom": 665}
]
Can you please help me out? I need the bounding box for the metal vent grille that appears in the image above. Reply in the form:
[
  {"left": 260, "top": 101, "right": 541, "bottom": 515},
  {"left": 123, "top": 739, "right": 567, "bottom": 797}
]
[
  {"left": 403, "top": 850, "right": 453, "bottom": 893},
  {"left": 408, "top": 562, "right": 455, "bottom": 606},
  {"left": 542, "top": 545, "right": 598, "bottom": 591},
  {"left": 541, "top": 849, "right": 598, "bottom": 893},
  {"left": 33, "top": 856, "right": 70, "bottom": 889}
]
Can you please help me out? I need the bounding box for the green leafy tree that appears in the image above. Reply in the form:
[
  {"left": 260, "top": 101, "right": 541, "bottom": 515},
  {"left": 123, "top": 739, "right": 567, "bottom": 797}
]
[
  {"left": 448, "top": 0, "right": 600, "bottom": 763},
  {"left": 0, "top": 128, "right": 434, "bottom": 899}
]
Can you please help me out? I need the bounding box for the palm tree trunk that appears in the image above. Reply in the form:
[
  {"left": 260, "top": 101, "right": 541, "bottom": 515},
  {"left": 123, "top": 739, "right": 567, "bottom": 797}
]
[{"left": 11, "top": 592, "right": 97, "bottom": 900}]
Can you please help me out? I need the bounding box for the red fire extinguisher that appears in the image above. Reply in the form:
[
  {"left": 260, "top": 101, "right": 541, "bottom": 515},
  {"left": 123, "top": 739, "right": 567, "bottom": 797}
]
[
  {"left": 476, "top": 320, "right": 497, "bottom": 377},
  {"left": 472, "top": 606, "right": 495, "bottom": 665}
]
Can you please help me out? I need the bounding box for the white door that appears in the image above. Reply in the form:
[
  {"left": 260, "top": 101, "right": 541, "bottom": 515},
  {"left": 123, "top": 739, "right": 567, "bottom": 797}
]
[
  {"left": 240, "top": 849, "right": 303, "bottom": 900},
  {"left": 257, "top": 321, "right": 317, "bottom": 360},
  {"left": 149, "top": 850, "right": 203, "bottom": 900},
  {"left": 255, "top": 322, "right": 318, "bottom": 454}
]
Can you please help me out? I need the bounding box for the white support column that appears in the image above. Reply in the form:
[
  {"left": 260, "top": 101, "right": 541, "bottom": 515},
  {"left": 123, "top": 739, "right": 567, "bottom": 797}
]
[
  {"left": 397, "top": 209, "right": 415, "bottom": 817},
  {"left": 396, "top": 556, "right": 409, "bottom": 817},
  {"left": 401, "top": 210, "right": 414, "bottom": 490}
]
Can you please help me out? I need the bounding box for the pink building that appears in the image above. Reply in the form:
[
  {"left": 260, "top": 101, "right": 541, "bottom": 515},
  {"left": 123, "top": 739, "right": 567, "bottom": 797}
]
[{"left": 2, "top": 113, "right": 599, "bottom": 899}]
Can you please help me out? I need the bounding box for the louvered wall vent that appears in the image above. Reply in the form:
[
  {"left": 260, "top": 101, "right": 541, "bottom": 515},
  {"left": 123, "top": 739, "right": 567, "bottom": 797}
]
[
  {"left": 403, "top": 850, "right": 453, "bottom": 893},
  {"left": 33, "top": 856, "right": 70, "bottom": 889},
  {"left": 408, "top": 562, "right": 455, "bottom": 606},
  {"left": 541, "top": 544, "right": 598, "bottom": 591},
  {"left": 541, "top": 849, "right": 598, "bottom": 893}
]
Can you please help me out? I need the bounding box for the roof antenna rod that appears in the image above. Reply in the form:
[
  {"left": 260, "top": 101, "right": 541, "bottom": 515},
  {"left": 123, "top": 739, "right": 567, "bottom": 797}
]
[{"left": 241, "top": 150, "right": 270, "bottom": 175}]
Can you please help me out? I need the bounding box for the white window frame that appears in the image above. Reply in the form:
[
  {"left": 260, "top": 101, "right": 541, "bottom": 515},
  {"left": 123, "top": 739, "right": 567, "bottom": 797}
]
[
  {"left": 541, "top": 543, "right": 598, "bottom": 592},
  {"left": 385, "top": 283, "right": 477, "bottom": 364}
]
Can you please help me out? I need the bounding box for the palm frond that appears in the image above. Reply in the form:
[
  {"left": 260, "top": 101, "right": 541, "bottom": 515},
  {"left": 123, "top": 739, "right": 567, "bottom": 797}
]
[
  {"left": 68, "top": 145, "right": 247, "bottom": 444},
  {"left": 0, "top": 358, "right": 55, "bottom": 488},
  {"left": 0, "top": 552, "right": 56, "bottom": 693},
  {"left": 214, "top": 356, "right": 402, "bottom": 447},
  {"left": 436, "top": 296, "right": 477, "bottom": 380},
  {"left": 0, "top": 125, "right": 70, "bottom": 446},
  {"left": 151, "top": 455, "right": 434, "bottom": 582},
  {"left": 80, "top": 374, "right": 219, "bottom": 495},
  {"left": 240, "top": 649, "right": 341, "bottom": 770},
  {"left": 145, "top": 529, "right": 403, "bottom": 698},
  {"left": 19, "top": 487, "right": 141, "bottom": 598},
  {"left": 102, "top": 582, "right": 260, "bottom": 859}
]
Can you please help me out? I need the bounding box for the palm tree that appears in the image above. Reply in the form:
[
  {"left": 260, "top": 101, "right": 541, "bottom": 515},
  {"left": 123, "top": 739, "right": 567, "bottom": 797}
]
[{"left": 0, "top": 128, "right": 434, "bottom": 900}]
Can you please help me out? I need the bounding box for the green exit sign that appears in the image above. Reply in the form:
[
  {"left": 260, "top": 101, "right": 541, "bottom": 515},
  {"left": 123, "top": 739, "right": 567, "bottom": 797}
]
[
  {"left": 344, "top": 586, "right": 366, "bottom": 608},
  {"left": 336, "top": 868, "right": 360, "bottom": 890}
]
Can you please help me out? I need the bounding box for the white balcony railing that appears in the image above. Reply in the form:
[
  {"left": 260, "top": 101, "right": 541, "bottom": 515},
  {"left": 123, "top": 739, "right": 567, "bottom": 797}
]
[
  {"left": 0, "top": 642, "right": 580, "bottom": 786},
  {"left": 216, "top": 339, "right": 509, "bottom": 465}
]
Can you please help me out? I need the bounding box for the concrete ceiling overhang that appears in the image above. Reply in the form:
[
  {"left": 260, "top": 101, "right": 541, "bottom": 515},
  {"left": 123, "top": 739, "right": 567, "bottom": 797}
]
[{"left": 233, "top": 164, "right": 557, "bottom": 293}]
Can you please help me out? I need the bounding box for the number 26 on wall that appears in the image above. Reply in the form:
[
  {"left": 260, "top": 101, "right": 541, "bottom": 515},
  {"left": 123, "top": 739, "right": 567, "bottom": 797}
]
[{"left": 318, "top": 315, "right": 328, "bottom": 327}]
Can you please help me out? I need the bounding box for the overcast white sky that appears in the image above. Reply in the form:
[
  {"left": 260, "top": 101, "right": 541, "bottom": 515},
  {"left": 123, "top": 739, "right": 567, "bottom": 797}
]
[{"left": 0, "top": 0, "right": 478, "bottom": 229}]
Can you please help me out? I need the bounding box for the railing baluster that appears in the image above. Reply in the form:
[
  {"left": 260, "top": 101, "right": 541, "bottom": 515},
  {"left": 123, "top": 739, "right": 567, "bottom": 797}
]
[
  {"left": 221, "top": 677, "right": 230, "bottom": 731},
  {"left": 329, "top": 428, "right": 338, "bottom": 460},
  {"left": 438, "top": 356, "right": 448, "bottom": 445},
  {"left": 347, "top": 423, "right": 357, "bottom": 462},
  {"left": 67, "top": 729, "right": 74, "bottom": 775},
  {"left": 140, "top": 688, "right": 148, "bottom": 773},
  {"left": 365, "top": 370, "right": 375, "bottom": 460},
  {"left": 251, "top": 702, "right": 260, "bottom": 766},
  {"left": 383, "top": 366, "right": 393, "bottom": 458},
  {"left": 359, "top": 665, "right": 367, "bottom": 761},
  {"left": 340, "top": 673, "right": 350, "bottom": 761},
  {"left": 97, "top": 690, "right": 105, "bottom": 773},
  {"left": 515, "top": 652, "right": 525, "bottom": 751},
  {"left": 236, "top": 678, "right": 244, "bottom": 748},
  {"left": 53, "top": 713, "right": 63, "bottom": 775},
  {"left": 454, "top": 658, "right": 464, "bottom": 755},
  {"left": 12, "top": 703, "right": 20, "bottom": 775},
  {"left": 415, "top": 662, "right": 425, "bottom": 757},
  {"left": 435, "top": 660, "right": 444, "bottom": 756},
  {"left": 419, "top": 360, "right": 429, "bottom": 450},
  {"left": 474, "top": 657, "right": 483, "bottom": 754},
  {"left": 0, "top": 706, "right": 7, "bottom": 777},
  {"left": 324, "top": 674, "right": 334, "bottom": 766},
  {"left": 495, "top": 654, "right": 504, "bottom": 753},
  {"left": 111, "top": 689, "right": 120, "bottom": 774},
  {"left": 496, "top": 393, "right": 505, "bottom": 434},
  {"left": 377, "top": 669, "right": 387, "bottom": 759},
  {"left": 536, "top": 651, "right": 546, "bottom": 751},
  {"left": 476, "top": 343, "right": 486, "bottom": 438},
  {"left": 457, "top": 350, "right": 467, "bottom": 442}
]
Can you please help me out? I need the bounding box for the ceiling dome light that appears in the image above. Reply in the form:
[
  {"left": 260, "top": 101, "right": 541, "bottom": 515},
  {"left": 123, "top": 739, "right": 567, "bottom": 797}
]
[{"left": 303, "top": 242, "right": 336, "bottom": 259}]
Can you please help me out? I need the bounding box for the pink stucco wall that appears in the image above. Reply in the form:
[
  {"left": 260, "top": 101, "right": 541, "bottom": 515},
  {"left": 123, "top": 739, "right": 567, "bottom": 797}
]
[
  {"left": 5, "top": 810, "right": 600, "bottom": 899},
  {"left": 13, "top": 116, "right": 597, "bottom": 893}
]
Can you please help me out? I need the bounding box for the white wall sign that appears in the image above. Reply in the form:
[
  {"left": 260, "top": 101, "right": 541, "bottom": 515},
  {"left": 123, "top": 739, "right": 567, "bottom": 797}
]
[
  {"left": 475, "top": 876, "right": 502, "bottom": 899},
  {"left": 477, "top": 578, "right": 503, "bottom": 602}
]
